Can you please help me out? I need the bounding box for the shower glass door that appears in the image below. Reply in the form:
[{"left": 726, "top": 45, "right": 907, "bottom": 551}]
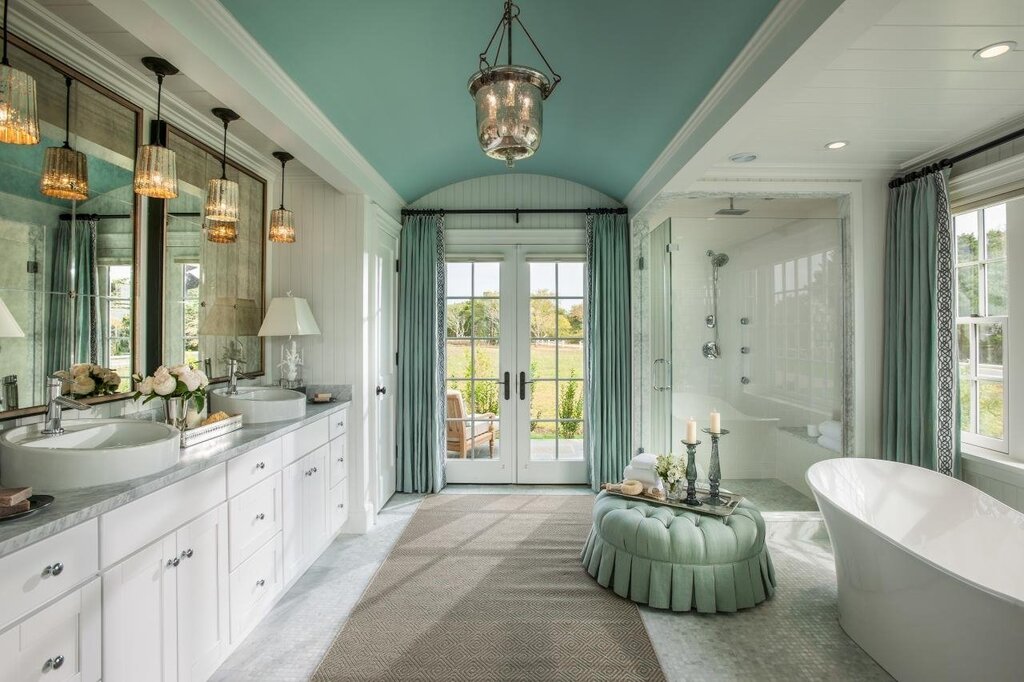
[{"left": 648, "top": 219, "right": 674, "bottom": 454}]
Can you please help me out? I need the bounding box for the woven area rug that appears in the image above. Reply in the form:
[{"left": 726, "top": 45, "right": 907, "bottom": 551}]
[{"left": 313, "top": 494, "right": 665, "bottom": 681}]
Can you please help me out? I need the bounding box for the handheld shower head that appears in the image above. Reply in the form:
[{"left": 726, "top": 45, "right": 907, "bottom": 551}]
[{"left": 707, "top": 250, "right": 730, "bottom": 268}]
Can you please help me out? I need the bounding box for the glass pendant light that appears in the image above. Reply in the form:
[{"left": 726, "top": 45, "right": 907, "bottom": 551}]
[
  {"left": 268, "top": 151, "right": 295, "bottom": 243},
  {"left": 40, "top": 76, "right": 88, "bottom": 200},
  {"left": 0, "top": 0, "right": 39, "bottom": 145},
  {"left": 204, "top": 107, "right": 240, "bottom": 225},
  {"left": 468, "top": 0, "right": 560, "bottom": 167},
  {"left": 206, "top": 220, "right": 237, "bottom": 244},
  {"left": 134, "top": 56, "right": 179, "bottom": 199}
]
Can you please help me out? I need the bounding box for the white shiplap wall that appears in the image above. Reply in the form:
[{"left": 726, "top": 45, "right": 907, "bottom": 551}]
[{"left": 410, "top": 174, "right": 621, "bottom": 230}]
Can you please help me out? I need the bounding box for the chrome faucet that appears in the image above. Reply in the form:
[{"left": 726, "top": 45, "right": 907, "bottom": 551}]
[
  {"left": 225, "top": 359, "right": 260, "bottom": 395},
  {"left": 42, "top": 375, "right": 91, "bottom": 435}
]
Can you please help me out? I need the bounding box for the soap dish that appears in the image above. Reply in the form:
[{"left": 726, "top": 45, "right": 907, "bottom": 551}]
[
  {"left": 0, "top": 494, "right": 55, "bottom": 523},
  {"left": 309, "top": 397, "right": 338, "bottom": 404}
]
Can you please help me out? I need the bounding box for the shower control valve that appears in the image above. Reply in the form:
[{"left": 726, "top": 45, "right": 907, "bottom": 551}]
[
  {"left": 741, "top": 347, "right": 750, "bottom": 354},
  {"left": 740, "top": 377, "right": 751, "bottom": 385},
  {"left": 740, "top": 317, "right": 750, "bottom": 325}
]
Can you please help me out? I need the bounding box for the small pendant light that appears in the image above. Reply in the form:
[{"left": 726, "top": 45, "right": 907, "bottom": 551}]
[
  {"left": 0, "top": 0, "right": 39, "bottom": 145},
  {"left": 134, "top": 56, "right": 179, "bottom": 199},
  {"left": 204, "top": 107, "right": 240, "bottom": 225},
  {"left": 40, "top": 76, "right": 88, "bottom": 200},
  {"left": 206, "top": 220, "right": 237, "bottom": 244},
  {"left": 268, "top": 151, "right": 296, "bottom": 243}
]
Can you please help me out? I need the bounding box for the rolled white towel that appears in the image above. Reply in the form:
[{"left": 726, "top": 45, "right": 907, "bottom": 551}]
[
  {"left": 817, "top": 434, "right": 842, "bottom": 453},
  {"left": 630, "top": 453, "right": 657, "bottom": 471},
  {"left": 818, "top": 420, "right": 842, "bottom": 440},
  {"left": 623, "top": 464, "right": 659, "bottom": 487}
]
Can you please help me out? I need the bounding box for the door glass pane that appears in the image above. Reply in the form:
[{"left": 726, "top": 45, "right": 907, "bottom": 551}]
[
  {"left": 558, "top": 299, "right": 584, "bottom": 338},
  {"left": 978, "top": 380, "right": 1004, "bottom": 439},
  {"left": 986, "top": 261, "right": 1007, "bottom": 316},
  {"left": 530, "top": 380, "right": 556, "bottom": 420},
  {"left": 558, "top": 262, "right": 585, "bottom": 297},
  {"left": 530, "top": 299, "right": 557, "bottom": 338},
  {"left": 957, "top": 265, "right": 979, "bottom": 316},
  {"left": 473, "top": 262, "right": 500, "bottom": 296},
  {"left": 557, "top": 340, "right": 584, "bottom": 379},
  {"left": 446, "top": 262, "right": 472, "bottom": 297},
  {"left": 954, "top": 212, "right": 979, "bottom": 262},
  {"left": 557, "top": 420, "right": 585, "bottom": 460},
  {"left": 470, "top": 299, "right": 500, "bottom": 337},
  {"left": 446, "top": 299, "right": 472, "bottom": 338},
  {"left": 530, "top": 262, "right": 556, "bottom": 296},
  {"left": 532, "top": 341, "right": 556, "bottom": 378},
  {"left": 983, "top": 204, "right": 1006, "bottom": 259}
]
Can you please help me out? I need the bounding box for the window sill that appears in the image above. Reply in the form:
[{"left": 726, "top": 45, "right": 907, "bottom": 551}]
[{"left": 961, "top": 443, "right": 1024, "bottom": 487}]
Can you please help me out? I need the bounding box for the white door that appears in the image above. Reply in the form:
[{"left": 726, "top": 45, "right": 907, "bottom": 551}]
[
  {"left": 444, "top": 241, "right": 588, "bottom": 485},
  {"left": 176, "top": 504, "right": 228, "bottom": 682},
  {"left": 373, "top": 223, "right": 398, "bottom": 505}
]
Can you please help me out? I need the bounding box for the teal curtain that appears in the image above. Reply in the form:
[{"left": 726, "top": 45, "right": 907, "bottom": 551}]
[
  {"left": 395, "top": 214, "right": 446, "bottom": 493},
  {"left": 882, "top": 170, "right": 960, "bottom": 476},
  {"left": 46, "top": 218, "right": 98, "bottom": 376},
  {"left": 586, "top": 212, "right": 632, "bottom": 491}
]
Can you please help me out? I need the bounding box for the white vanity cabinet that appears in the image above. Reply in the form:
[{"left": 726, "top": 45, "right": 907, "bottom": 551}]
[
  {"left": 282, "top": 445, "right": 328, "bottom": 583},
  {"left": 102, "top": 504, "right": 229, "bottom": 682}
]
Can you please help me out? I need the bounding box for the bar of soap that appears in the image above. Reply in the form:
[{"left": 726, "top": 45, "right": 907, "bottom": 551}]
[
  {"left": 0, "top": 486, "right": 31, "bottom": 507},
  {"left": 313, "top": 393, "right": 332, "bottom": 402},
  {"left": 0, "top": 499, "right": 30, "bottom": 518}
]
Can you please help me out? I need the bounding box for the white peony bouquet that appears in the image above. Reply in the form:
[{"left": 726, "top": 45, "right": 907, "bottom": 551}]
[
  {"left": 654, "top": 453, "right": 687, "bottom": 494},
  {"left": 132, "top": 364, "right": 210, "bottom": 412},
  {"left": 54, "top": 364, "right": 122, "bottom": 398}
]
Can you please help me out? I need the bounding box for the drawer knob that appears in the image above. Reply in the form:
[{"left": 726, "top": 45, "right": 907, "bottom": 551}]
[
  {"left": 167, "top": 557, "right": 180, "bottom": 568},
  {"left": 45, "top": 655, "right": 65, "bottom": 670},
  {"left": 305, "top": 469, "right": 312, "bottom": 476},
  {"left": 338, "top": 503, "right": 345, "bottom": 509},
  {"left": 256, "top": 512, "right": 265, "bottom": 521},
  {"left": 43, "top": 562, "right": 64, "bottom": 577},
  {"left": 338, "top": 421, "right": 344, "bottom": 427},
  {"left": 256, "top": 461, "right": 266, "bottom": 469},
  {"left": 256, "top": 578, "right": 265, "bottom": 587},
  {"left": 181, "top": 548, "right": 194, "bottom": 559},
  {"left": 312, "top": 466, "right": 318, "bottom": 473},
  {"left": 337, "top": 457, "right": 344, "bottom": 463}
]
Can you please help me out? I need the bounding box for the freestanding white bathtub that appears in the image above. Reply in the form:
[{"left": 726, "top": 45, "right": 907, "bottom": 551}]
[{"left": 807, "top": 458, "right": 1024, "bottom": 681}]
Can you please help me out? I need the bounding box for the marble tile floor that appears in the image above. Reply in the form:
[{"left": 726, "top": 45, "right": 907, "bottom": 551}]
[
  {"left": 722, "top": 478, "right": 819, "bottom": 512},
  {"left": 212, "top": 491, "right": 879, "bottom": 682}
]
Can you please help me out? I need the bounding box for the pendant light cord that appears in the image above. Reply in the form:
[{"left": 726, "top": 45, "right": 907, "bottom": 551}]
[
  {"left": 62, "top": 76, "right": 72, "bottom": 149},
  {"left": 155, "top": 73, "right": 164, "bottom": 123},
  {"left": 220, "top": 119, "right": 229, "bottom": 180},
  {"left": 279, "top": 157, "right": 287, "bottom": 209},
  {"left": 2, "top": 0, "right": 11, "bottom": 66}
]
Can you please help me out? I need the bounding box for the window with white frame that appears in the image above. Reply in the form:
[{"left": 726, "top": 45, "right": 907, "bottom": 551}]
[
  {"left": 955, "top": 203, "right": 1008, "bottom": 452},
  {"left": 98, "top": 264, "right": 132, "bottom": 392},
  {"left": 182, "top": 263, "right": 201, "bottom": 365}
]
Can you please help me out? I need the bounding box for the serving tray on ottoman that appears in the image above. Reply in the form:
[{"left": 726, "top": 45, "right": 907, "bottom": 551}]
[{"left": 603, "top": 487, "right": 744, "bottom": 518}]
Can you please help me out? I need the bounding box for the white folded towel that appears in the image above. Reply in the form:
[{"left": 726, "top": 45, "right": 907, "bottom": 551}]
[
  {"left": 630, "top": 453, "right": 657, "bottom": 471},
  {"left": 623, "top": 465, "right": 659, "bottom": 487},
  {"left": 817, "top": 435, "right": 841, "bottom": 453},
  {"left": 818, "top": 420, "right": 842, "bottom": 440}
]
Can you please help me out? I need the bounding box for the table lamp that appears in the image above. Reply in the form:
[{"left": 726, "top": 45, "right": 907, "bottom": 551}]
[{"left": 258, "top": 293, "right": 320, "bottom": 389}]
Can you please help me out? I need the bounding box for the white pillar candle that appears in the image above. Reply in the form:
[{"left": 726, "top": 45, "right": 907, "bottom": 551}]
[
  {"left": 710, "top": 409, "right": 721, "bottom": 434},
  {"left": 686, "top": 417, "right": 697, "bottom": 444}
]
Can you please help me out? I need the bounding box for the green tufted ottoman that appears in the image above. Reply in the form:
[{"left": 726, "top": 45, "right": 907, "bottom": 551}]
[{"left": 581, "top": 491, "right": 776, "bottom": 613}]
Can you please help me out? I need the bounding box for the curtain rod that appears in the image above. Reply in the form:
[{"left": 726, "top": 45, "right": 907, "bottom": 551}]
[
  {"left": 401, "top": 207, "right": 627, "bottom": 224},
  {"left": 58, "top": 212, "right": 202, "bottom": 220},
  {"left": 890, "top": 125, "right": 1024, "bottom": 189}
]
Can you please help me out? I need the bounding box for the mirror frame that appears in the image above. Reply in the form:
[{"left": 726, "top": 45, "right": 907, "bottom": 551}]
[
  {"left": 0, "top": 34, "right": 144, "bottom": 421},
  {"left": 153, "top": 123, "right": 267, "bottom": 385}
]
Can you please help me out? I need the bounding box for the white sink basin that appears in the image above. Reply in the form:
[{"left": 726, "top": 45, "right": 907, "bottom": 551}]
[
  {"left": 209, "top": 386, "right": 306, "bottom": 424},
  {"left": 0, "top": 419, "right": 181, "bottom": 490}
]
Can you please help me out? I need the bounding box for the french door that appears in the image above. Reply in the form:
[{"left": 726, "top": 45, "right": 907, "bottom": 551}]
[{"left": 444, "top": 242, "right": 588, "bottom": 484}]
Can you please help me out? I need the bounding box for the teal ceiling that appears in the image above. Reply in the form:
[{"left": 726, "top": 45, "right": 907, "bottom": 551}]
[{"left": 220, "top": 0, "right": 778, "bottom": 202}]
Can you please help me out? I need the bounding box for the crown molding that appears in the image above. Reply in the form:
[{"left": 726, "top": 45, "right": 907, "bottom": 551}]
[
  {"left": 83, "top": 0, "right": 404, "bottom": 219},
  {"left": 12, "top": 0, "right": 279, "bottom": 181}
]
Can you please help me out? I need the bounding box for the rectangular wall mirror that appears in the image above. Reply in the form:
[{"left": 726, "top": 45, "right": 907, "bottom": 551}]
[
  {"left": 161, "top": 126, "right": 266, "bottom": 381},
  {"left": 0, "top": 37, "right": 141, "bottom": 417}
]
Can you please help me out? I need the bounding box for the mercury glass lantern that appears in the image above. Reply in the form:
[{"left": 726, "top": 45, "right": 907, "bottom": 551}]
[
  {"left": 40, "top": 76, "right": 88, "bottom": 200},
  {"left": 268, "top": 151, "right": 296, "bottom": 243},
  {"left": 204, "top": 108, "right": 240, "bottom": 223},
  {"left": 205, "top": 220, "right": 237, "bottom": 244},
  {"left": 468, "top": 0, "right": 560, "bottom": 168},
  {"left": 0, "top": 0, "right": 39, "bottom": 145},
  {"left": 134, "top": 57, "right": 179, "bottom": 199}
]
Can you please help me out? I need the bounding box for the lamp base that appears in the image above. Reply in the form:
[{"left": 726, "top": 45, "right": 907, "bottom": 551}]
[{"left": 280, "top": 379, "right": 305, "bottom": 392}]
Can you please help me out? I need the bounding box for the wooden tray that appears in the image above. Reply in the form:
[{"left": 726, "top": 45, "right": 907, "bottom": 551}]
[{"left": 604, "top": 487, "right": 744, "bottom": 518}]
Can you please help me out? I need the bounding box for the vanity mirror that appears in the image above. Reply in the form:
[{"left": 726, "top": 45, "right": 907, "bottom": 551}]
[
  {"left": 0, "top": 37, "right": 141, "bottom": 417},
  {"left": 160, "top": 123, "right": 266, "bottom": 382}
]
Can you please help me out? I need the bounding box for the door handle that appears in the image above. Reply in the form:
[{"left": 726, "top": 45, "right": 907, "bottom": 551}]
[
  {"left": 518, "top": 371, "right": 534, "bottom": 401},
  {"left": 496, "top": 371, "right": 510, "bottom": 400},
  {"left": 375, "top": 385, "right": 387, "bottom": 396}
]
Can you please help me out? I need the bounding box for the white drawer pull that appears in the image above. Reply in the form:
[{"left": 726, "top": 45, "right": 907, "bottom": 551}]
[
  {"left": 337, "top": 503, "right": 344, "bottom": 509},
  {"left": 167, "top": 557, "right": 180, "bottom": 568},
  {"left": 255, "top": 512, "right": 265, "bottom": 521},
  {"left": 44, "top": 655, "right": 65, "bottom": 670},
  {"left": 338, "top": 421, "right": 344, "bottom": 428},
  {"left": 181, "top": 548, "right": 194, "bottom": 559},
  {"left": 255, "top": 578, "right": 265, "bottom": 587},
  {"left": 256, "top": 461, "right": 266, "bottom": 469},
  {"left": 337, "top": 456, "right": 344, "bottom": 463},
  {"left": 42, "top": 562, "right": 64, "bottom": 577}
]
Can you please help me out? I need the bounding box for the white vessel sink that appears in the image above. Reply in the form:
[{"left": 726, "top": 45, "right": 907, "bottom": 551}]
[
  {"left": 209, "top": 386, "right": 306, "bottom": 424},
  {"left": 0, "top": 419, "right": 181, "bottom": 490}
]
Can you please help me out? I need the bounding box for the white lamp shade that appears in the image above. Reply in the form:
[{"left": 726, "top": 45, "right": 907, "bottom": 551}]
[
  {"left": 0, "top": 296, "right": 25, "bottom": 338},
  {"left": 258, "top": 296, "right": 320, "bottom": 337}
]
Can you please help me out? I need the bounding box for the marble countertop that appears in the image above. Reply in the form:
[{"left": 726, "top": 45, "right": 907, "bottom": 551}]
[{"left": 0, "top": 401, "right": 349, "bottom": 559}]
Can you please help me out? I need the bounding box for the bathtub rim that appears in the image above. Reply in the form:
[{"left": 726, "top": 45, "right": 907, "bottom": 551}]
[{"left": 806, "top": 457, "right": 1024, "bottom": 609}]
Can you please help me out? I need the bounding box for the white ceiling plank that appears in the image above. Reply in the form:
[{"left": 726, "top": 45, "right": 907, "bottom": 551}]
[
  {"left": 792, "top": 86, "right": 1024, "bottom": 106},
  {"left": 878, "top": 0, "right": 1024, "bottom": 26},
  {"left": 850, "top": 25, "right": 1024, "bottom": 51},
  {"left": 831, "top": 48, "right": 1024, "bottom": 71},
  {"left": 812, "top": 68, "right": 1024, "bottom": 90}
]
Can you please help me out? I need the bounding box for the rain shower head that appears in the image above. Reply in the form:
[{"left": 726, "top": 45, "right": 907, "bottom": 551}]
[
  {"left": 715, "top": 198, "right": 749, "bottom": 216},
  {"left": 706, "top": 250, "right": 730, "bottom": 268}
]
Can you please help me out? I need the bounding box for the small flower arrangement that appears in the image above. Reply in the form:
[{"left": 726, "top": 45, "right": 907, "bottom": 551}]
[
  {"left": 132, "top": 364, "right": 210, "bottom": 412},
  {"left": 655, "top": 454, "right": 687, "bottom": 496},
  {"left": 55, "top": 364, "right": 122, "bottom": 398}
]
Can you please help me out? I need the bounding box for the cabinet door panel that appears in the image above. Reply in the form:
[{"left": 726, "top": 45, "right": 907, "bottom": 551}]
[
  {"left": 282, "top": 459, "right": 305, "bottom": 584},
  {"left": 102, "top": 535, "right": 177, "bottom": 682},
  {"left": 328, "top": 437, "right": 348, "bottom": 489},
  {"left": 176, "top": 504, "right": 229, "bottom": 682},
  {"left": 303, "top": 446, "right": 329, "bottom": 556}
]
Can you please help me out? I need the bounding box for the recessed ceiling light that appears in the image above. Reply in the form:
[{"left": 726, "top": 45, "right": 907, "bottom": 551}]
[
  {"left": 974, "top": 41, "right": 1016, "bottom": 60},
  {"left": 729, "top": 153, "right": 758, "bottom": 163},
  {"left": 825, "top": 140, "right": 848, "bottom": 150}
]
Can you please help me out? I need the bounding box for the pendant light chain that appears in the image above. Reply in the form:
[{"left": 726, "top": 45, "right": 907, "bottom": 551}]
[
  {"left": 2, "top": 0, "right": 10, "bottom": 66},
  {"left": 62, "top": 75, "right": 72, "bottom": 148},
  {"left": 220, "top": 117, "right": 229, "bottom": 180},
  {"left": 279, "top": 156, "right": 286, "bottom": 209},
  {"left": 155, "top": 73, "right": 164, "bottom": 122}
]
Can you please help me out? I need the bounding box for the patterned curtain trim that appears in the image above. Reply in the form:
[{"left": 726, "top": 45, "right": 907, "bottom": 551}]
[
  {"left": 933, "top": 170, "right": 959, "bottom": 477},
  {"left": 435, "top": 214, "right": 447, "bottom": 491},
  {"left": 584, "top": 213, "right": 596, "bottom": 487}
]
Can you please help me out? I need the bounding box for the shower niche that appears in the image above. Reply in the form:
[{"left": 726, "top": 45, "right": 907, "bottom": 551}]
[{"left": 635, "top": 195, "right": 847, "bottom": 509}]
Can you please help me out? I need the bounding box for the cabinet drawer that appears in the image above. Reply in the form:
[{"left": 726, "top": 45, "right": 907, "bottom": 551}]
[
  {"left": 328, "top": 408, "right": 348, "bottom": 442},
  {"left": 0, "top": 520, "right": 98, "bottom": 631},
  {"left": 100, "top": 464, "right": 226, "bottom": 568},
  {"left": 0, "top": 578, "right": 101, "bottom": 682},
  {"left": 228, "top": 473, "right": 282, "bottom": 570},
  {"left": 329, "top": 482, "right": 348, "bottom": 535},
  {"left": 227, "top": 438, "right": 282, "bottom": 497},
  {"left": 328, "top": 437, "right": 348, "bottom": 489},
  {"left": 229, "top": 533, "right": 282, "bottom": 644},
  {"left": 281, "top": 418, "right": 329, "bottom": 466}
]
